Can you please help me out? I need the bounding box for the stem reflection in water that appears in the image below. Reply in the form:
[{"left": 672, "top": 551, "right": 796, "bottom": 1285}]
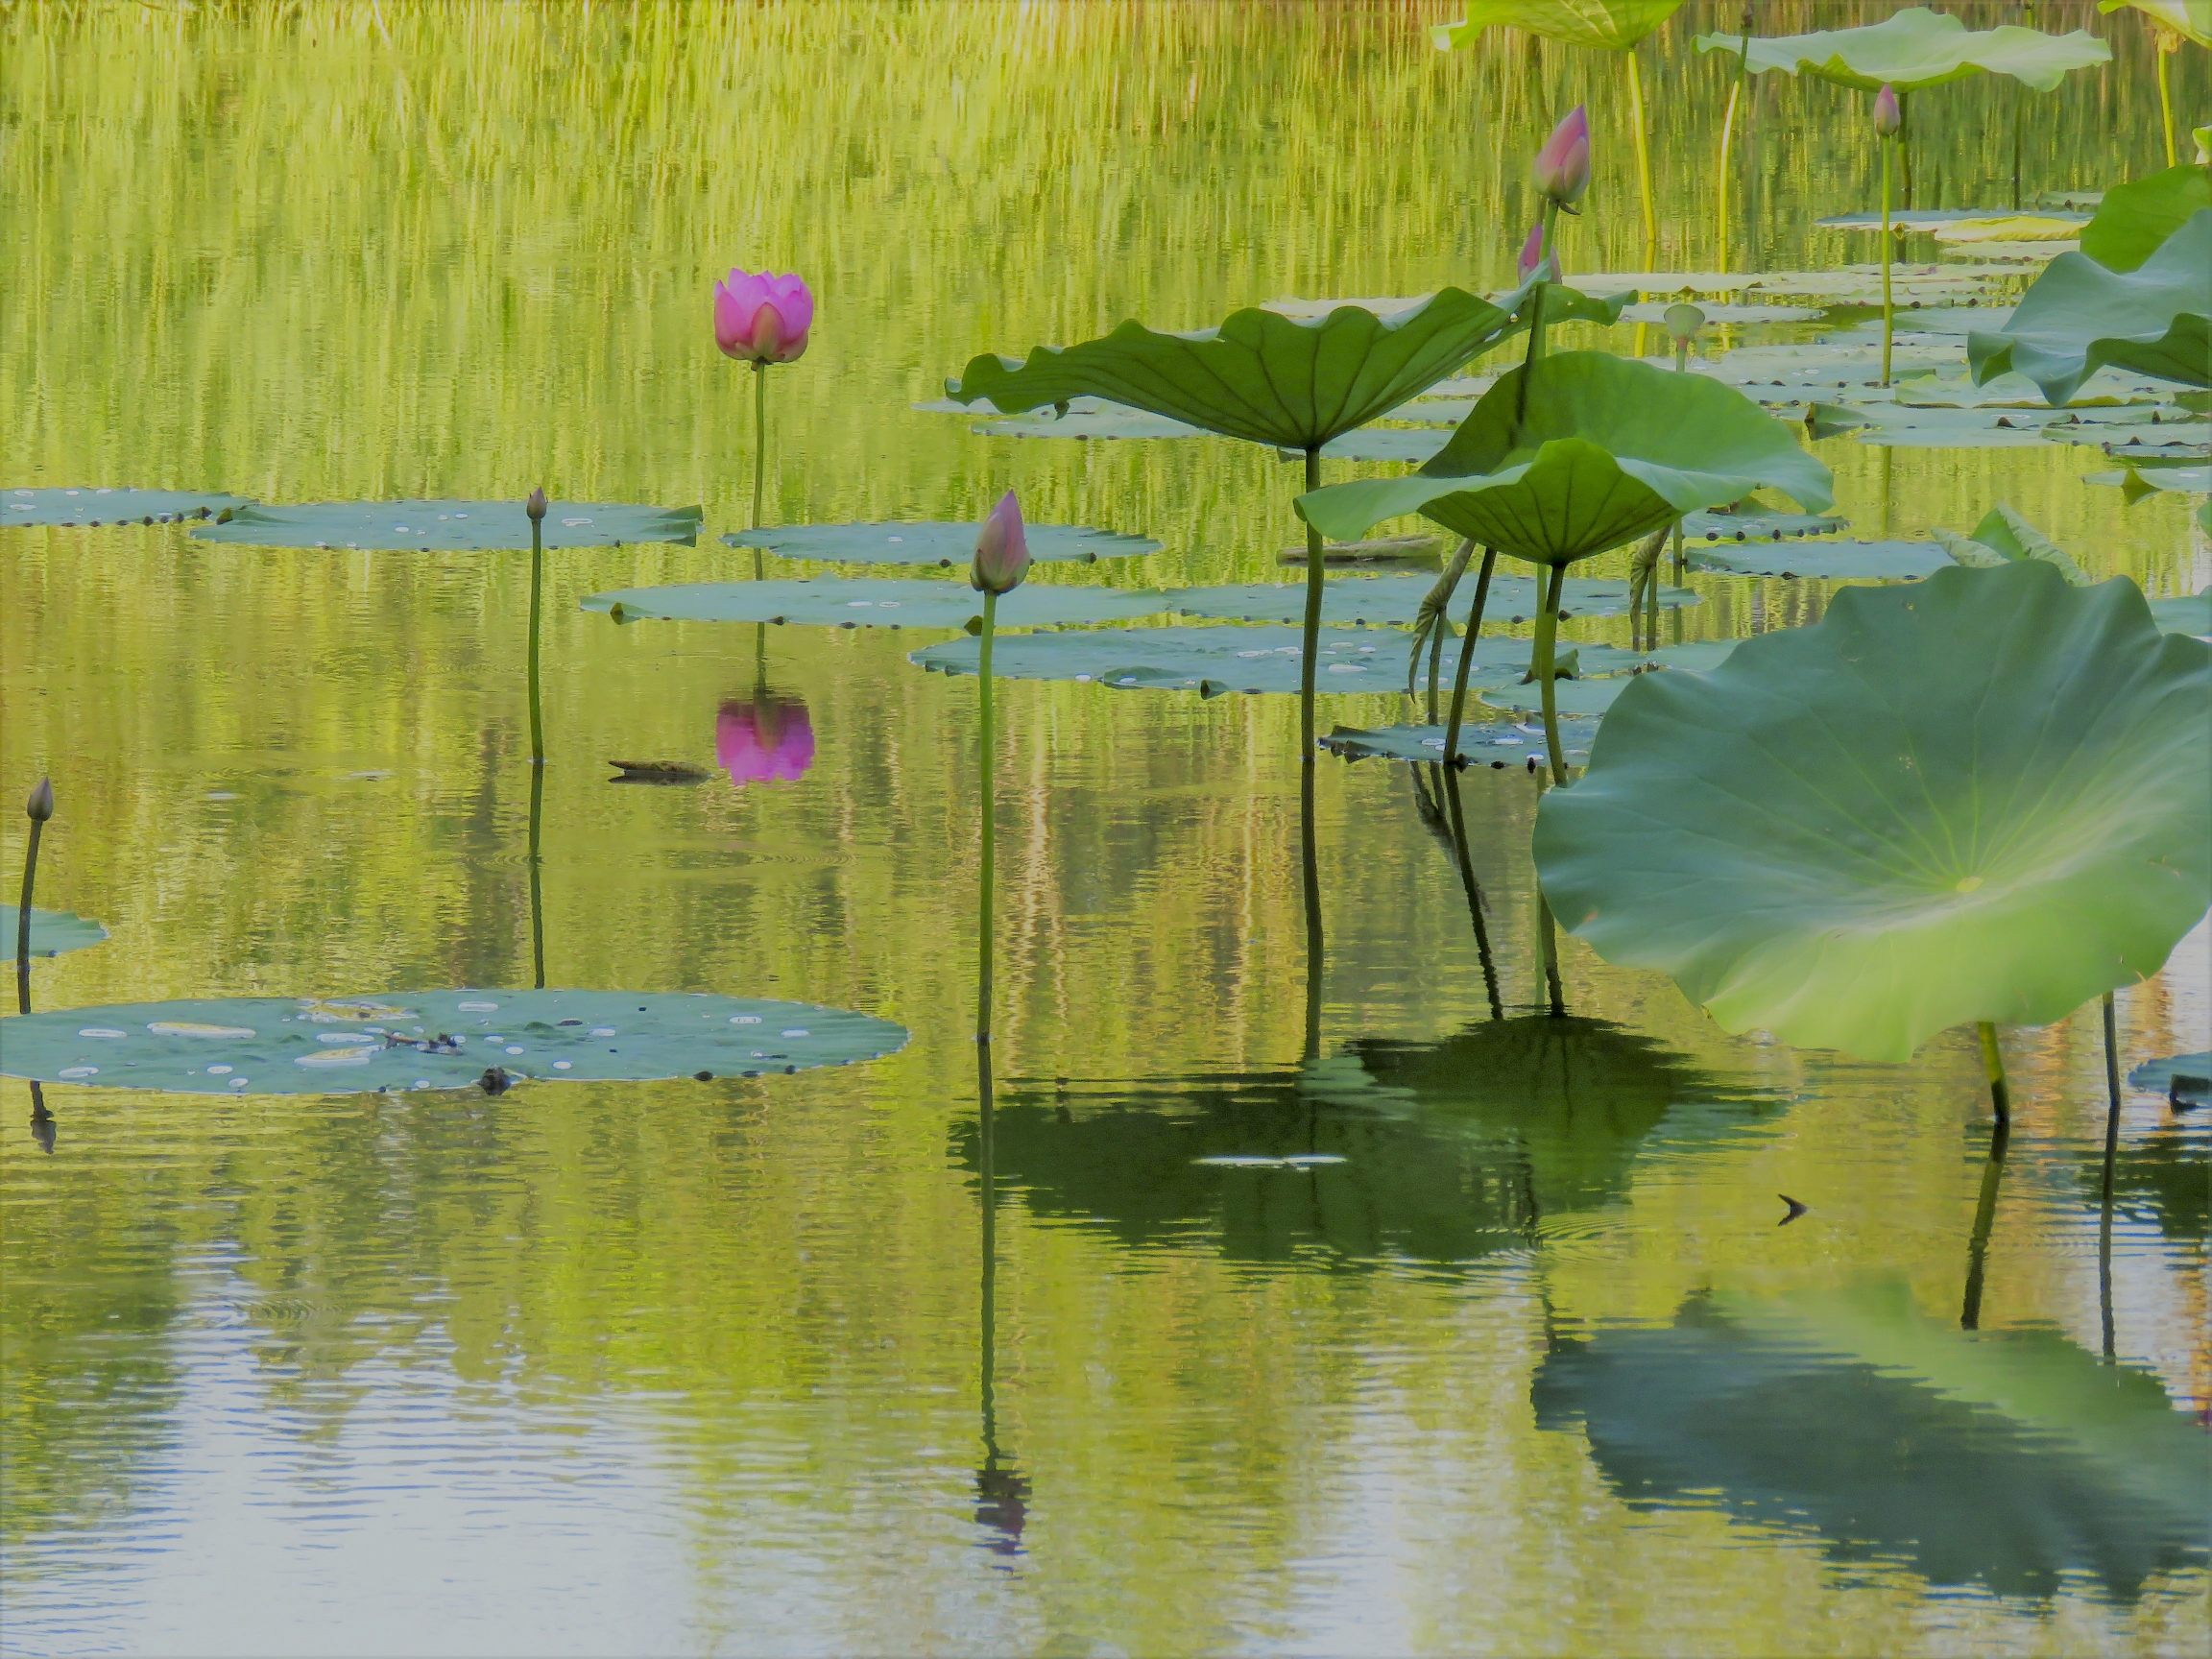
[
  {"left": 2100, "top": 990, "right": 2123, "bottom": 1360},
  {"left": 1960, "top": 1119, "right": 2011, "bottom": 1331},
  {"left": 1442, "top": 546, "right": 1499, "bottom": 767},
  {"left": 973, "top": 1029, "right": 1028, "bottom": 1559},
  {"left": 1301, "top": 757, "right": 1323, "bottom": 1064},
  {"left": 1440, "top": 765, "right": 1504, "bottom": 1021},
  {"left": 16, "top": 778, "right": 54, "bottom": 1152}
]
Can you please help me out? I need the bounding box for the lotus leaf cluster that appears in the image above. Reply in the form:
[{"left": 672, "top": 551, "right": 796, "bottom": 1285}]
[{"left": 1693, "top": 6, "right": 2112, "bottom": 93}]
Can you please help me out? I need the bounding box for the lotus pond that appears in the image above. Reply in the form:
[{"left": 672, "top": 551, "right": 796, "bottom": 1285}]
[{"left": 2, "top": 5, "right": 2208, "bottom": 1656}]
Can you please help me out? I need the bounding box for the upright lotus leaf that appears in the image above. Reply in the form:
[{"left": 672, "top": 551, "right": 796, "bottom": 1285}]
[
  {"left": 193, "top": 500, "right": 704, "bottom": 553},
  {"left": 1932, "top": 504, "right": 2091, "bottom": 584},
  {"left": 1431, "top": 1, "right": 1687, "bottom": 51},
  {"left": 944, "top": 281, "right": 1558, "bottom": 450},
  {"left": 1295, "top": 352, "right": 1835, "bottom": 565},
  {"left": 2100, "top": 1, "right": 2212, "bottom": 50},
  {"left": 0, "top": 907, "right": 108, "bottom": 958},
  {"left": 1534, "top": 563, "right": 2212, "bottom": 1062},
  {"left": 1694, "top": 7, "right": 2113, "bottom": 93},
  {"left": 2081, "top": 164, "right": 2212, "bottom": 273},
  {"left": 1968, "top": 211, "right": 2212, "bottom": 403}
]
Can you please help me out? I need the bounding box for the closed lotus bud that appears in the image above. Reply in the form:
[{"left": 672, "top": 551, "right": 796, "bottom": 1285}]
[
  {"left": 526, "top": 488, "right": 547, "bottom": 521},
  {"left": 26, "top": 777, "right": 53, "bottom": 822},
  {"left": 1532, "top": 106, "right": 1591, "bottom": 206},
  {"left": 1516, "top": 223, "right": 1550, "bottom": 283},
  {"left": 970, "top": 490, "right": 1030, "bottom": 595},
  {"left": 1873, "top": 84, "right": 1901, "bottom": 138}
]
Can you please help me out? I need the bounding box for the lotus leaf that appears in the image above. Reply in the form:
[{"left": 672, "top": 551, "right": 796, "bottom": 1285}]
[
  {"left": 2147, "top": 588, "right": 2212, "bottom": 637},
  {"left": 2080, "top": 165, "right": 2212, "bottom": 273},
  {"left": 0, "top": 907, "right": 109, "bottom": 958},
  {"left": 1620, "top": 301, "right": 1819, "bottom": 325},
  {"left": 975, "top": 407, "right": 1211, "bottom": 441},
  {"left": 911, "top": 625, "right": 1419, "bottom": 698},
  {"left": 1534, "top": 563, "right": 2212, "bottom": 1061},
  {"left": 0, "top": 989, "right": 910, "bottom": 1094},
  {"left": 1304, "top": 429, "right": 1453, "bottom": 465},
  {"left": 2127, "top": 1050, "right": 2212, "bottom": 1094},
  {"left": 1693, "top": 7, "right": 2112, "bottom": 94},
  {"left": 1968, "top": 212, "right": 2212, "bottom": 404},
  {"left": 4, "top": 488, "right": 252, "bottom": 527},
  {"left": 719, "top": 521, "right": 1161, "bottom": 566},
  {"left": 1644, "top": 639, "right": 1742, "bottom": 673},
  {"left": 1320, "top": 716, "right": 1602, "bottom": 767},
  {"left": 194, "top": 500, "right": 704, "bottom": 553},
  {"left": 1681, "top": 506, "right": 1849, "bottom": 541},
  {"left": 1479, "top": 675, "right": 1645, "bottom": 717},
  {"left": 2099, "top": 1, "right": 2212, "bottom": 51},
  {"left": 581, "top": 578, "right": 1168, "bottom": 630},
  {"left": 2069, "top": 422, "right": 2212, "bottom": 457},
  {"left": 1932, "top": 505, "right": 2091, "bottom": 584},
  {"left": 1296, "top": 352, "right": 1835, "bottom": 566},
  {"left": 1889, "top": 370, "right": 2170, "bottom": 408},
  {"left": 943, "top": 283, "right": 1539, "bottom": 450},
  {"left": 1689, "top": 540, "right": 1952, "bottom": 580},
  {"left": 1431, "top": 0, "right": 1688, "bottom": 52},
  {"left": 1167, "top": 573, "right": 1696, "bottom": 627},
  {"left": 1930, "top": 215, "right": 2085, "bottom": 246},
  {"left": 1817, "top": 209, "right": 2085, "bottom": 232}
]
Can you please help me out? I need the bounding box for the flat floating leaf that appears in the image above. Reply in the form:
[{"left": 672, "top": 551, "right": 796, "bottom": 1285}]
[
  {"left": 1320, "top": 715, "right": 1603, "bottom": 765},
  {"left": 910, "top": 625, "right": 1422, "bottom": 696},
  {"left": 4, "top": 488, "right": 252, "bottom": 527},
  {"left": 193, "top": 500, "right": 704, "bottom": 553},
  {"left": 2127, "top": 1051, "right": 2212, "bottom": 1094},
  {"left": 1690, "top": 541, "right": 1952, "bottom": 580},
  {"left": 1817, "top": 209, "right": 2086, "bottom": 231},
  {"left": 1305, "top": 428, "right": 1454, "bottom": 465},
  {"left": 1888, "top": 370, "right": 2170, "bottom": 408},
  {"left": 1695, "top": 7, "right": 2111, "bottom": 93},
  {"left": 0, "top": 989, "right": 910, "bottom": 1094},
  {"left": 974, "top": 407, "right": 1211, "bottom": 441},
  {"left": 0, "top": 907, "right": 108, "bottom": 958},
  {"left": 720, "top": 521, "right": 1161, "bottom": 565},
  {"left": 1534, "top": 563, "right": 2212, "bottom": 1061},
  {"left": 1167, "top": 573, "right": 1696, "bottom": 626},
  {"left": 2148, "top": 588, "right": 2212, "bottom": 637},
  {"left": 581, "top": 577, "right": 1169, "bottom": 629},
  {"left": 1681, "top": 506, "right": 1850, "bottom": 541},
  {"left": 1478, "top": 675, "right": 1646, "bottom": 717}
]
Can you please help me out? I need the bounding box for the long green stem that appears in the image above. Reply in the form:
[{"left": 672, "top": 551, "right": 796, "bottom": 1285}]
[
  {"left": 1440, "top": 766, "right": 1503, "bottom": 1021},
  {"left": 1977, "top": 1020, "right": 2011, "bottom": 1126},
  {"left": 1717, "top": 9, "right": 1751, "bottom": 274},
  {"left": 1880, "top": 135, "right": 1895, "bottom": 388},
  {"left": 1443, "top": 546, "right": 1498, "bottom": 766},
  {"left": 1300, "top": 753, "right": 1323, "bottom": 1063},
  {"left": 1533, "top": 563, "right": 1568, "bottom": 786},
  {"left": 526, "top": 514, "right": 545, "bottom": 766},
  {"left": 527, "top": 758, "right": 545, "bottom": 991},
  {"left": 1533, "top": 767, "right": 1565, "bottom": 1017},
  {"left": 2099, "top": 989, "right": 2121, "bottom": 1359},
  {"left": 1299, "top": 446, "right": 1324, "bottom": 763},
  {"left": 1671, "top": 517, "right": 1685, "bottom": 588},
  {"left": 1898, "top": 90, "right": 1913, "bottom": 209},
  {"left": 15, "top": 818, "right": 40, "bottom": 1018},
  {"left": 2157, "top": 45, "right": 2176, "bottom": 170},
  {"left": 977, "top": 1026, "right": 999, "bottom": 1460},
  {"left": 1960, "top": 1118, "right": 2009, "bottom": 1330},
  {"left": 752, "top": 364, "right": 769, "bottom": 579},
  {"left": 976, "top": 589, "right": 998, "bottom": 1047},
  {"left": 1624, "top": 46, "right": 1658, "bottom": 271}
]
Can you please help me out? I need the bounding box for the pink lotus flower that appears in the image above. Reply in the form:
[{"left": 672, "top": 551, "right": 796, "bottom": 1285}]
[
  {"left": 1533, "top": 106, "right": 1590, "bottom": 206},
  {"left": 716, "top": 695, "right": 814, "bottom": 784},
  {"left": 714, "top": 270, "right": 814, "bottom": 365},
  {"left": 1516, "top": 223, "right": 1553, "bottom": 283},
  {"left": 970, "top": 490, "right": 1030, "bottom": 595},
  {"left": 1873, "top": 84, "right": 1901, "bottom": 137}
]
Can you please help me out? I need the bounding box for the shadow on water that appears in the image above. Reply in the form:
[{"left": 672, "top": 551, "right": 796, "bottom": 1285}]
[
  {"left": 955, "top": 1018, "right": 1778, "bottom": 1272},
  {"left": 1533, "top": 1286, "right": 2211, "bottom": 1605}
]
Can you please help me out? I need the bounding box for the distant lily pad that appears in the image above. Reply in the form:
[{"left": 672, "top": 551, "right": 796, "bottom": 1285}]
[
  {"left": 0, "top": 907, "right": 109, "bottom": 958},
  {"left": 0, "top": 990, "right": 909, "bottom": 1094},
  {"left": 1320, "top": 715, "right": 1603, "bottom": 766},
  {"left": 1691, "top": 541, "right": 1951, "bottom": 580},
  {"left": 720, "top": 521, "right": 1162, "bottom": 565},
  {"left": 1681, "top": 507, "right": 1849, "bottom": 541},
  {"left": 4, "top": 488, "right": 252, "bottom": 527},
  {"left": 1167, "top": 573, "right": 1697, "bottom": 626},
  {"left": 1303, "top": 429, "right": 1455, "bottom": 465},
  {"left": 193, "top": 500, "right": 704, "bottom": 552},
  {"left": 2126, "top": 1052, "right": 2212, "bottom": 1095},
  {"left": 1887, "top": 370, "right": 2171, "bottom": 408},
  {"left": 2148, "top": 589, "right": 2212, "bottom": 637},
  {"left": 974, "top": 404, "right": 1212, "bottom": 441},
  {"left": 910, "top": 625, "right": 1419, "bottom": 697},
  {"left": 581, "top": 577, "right": 1169, "bottom": 629},
  {"left": 1478, "top": 675, "right": 1647, "bottom": 717}
]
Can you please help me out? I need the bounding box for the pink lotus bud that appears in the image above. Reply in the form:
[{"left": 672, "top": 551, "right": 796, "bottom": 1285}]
[
  {"left": 716, "top": 696, "right": 815, "bottom": 785},
  {"left": 713, "top": 270, "right": 814, "bottom": 365},
  {"left": 526, "top": 488, "right": 547, "bottom": 521},
  {"left": 1533, "top": 106, "right": 1590, "bottom": 206},
  {"left": 1516, "top": 223, "right": 1551, "bottom": 283},
  {"left": 1873, "top": 84, "right": 1901, "bottom": 138},
  {"left": 971, "top": 491, "right": 1030, "bottom": 595},
  {"left": 25, "top": 777, "right": 53, "bottom": 822}
]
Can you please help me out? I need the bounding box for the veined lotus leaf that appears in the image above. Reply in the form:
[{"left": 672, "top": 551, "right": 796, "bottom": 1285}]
[
  {"left": 4, "top": 488, "right": 252, "bottom": 527},
  {"left": 581, "top": 578, "right": 1168, "bottom": 630},
  {"left": 2127, "top": 1050, "right": 2212, "bottom": 1094},
  {"left": 1295, "top": 352, "right": 1834, "bottom": 565},
  {"left": 1320, "top": 715, "right": 1603, "bottom": 767},
  {"left": 1682, "top": 506, "right": 1850, "bottom": 541},
  {"left": 1534, "top": 563, "right": 2212, "bottom": 1061},
  {"left": 944, "top": 282, "right": 1538, "bottom": 450},
  {"left": 0, "top": 907, "right": 109, "bottom": 958},
  {"left": 1932, "top": 505, "right": 2091, "bottom": 584},
  {"left": 2099, "top": 1, "right": 2212, "bottom": 51},
  {"left": 720, "top": 521, "right": 1162, "bottom": 566},
  {"left": 194, "top": 500, "right": 704, "bottom": 553},
  {"left": 0, "top": 990, "right": 910, "bottom": 1094},
  {"left": 1968, "top": 212, "right": 2212, "bottom": 404},
  {"left": 1690, "top": 541, "right": 1952, "bottom": 580},
  {"left": 2148, "top": 588, "right": 2212, "bottom": 637},
  {"left": 1167, "top": 572, "right": 1695, "bottom": 626},
  {"left": 911, "top": 625, "right": 1424, "bottom": 697},
  {"left": 1432, "top": 0, "right": 1688, "bottom": 51},
  {"left": 2080, "top": 165, "right": 2212, "bottom": 274},
  {"left": 1694, "top": 7, "right": 2112, "bottom": 93}
]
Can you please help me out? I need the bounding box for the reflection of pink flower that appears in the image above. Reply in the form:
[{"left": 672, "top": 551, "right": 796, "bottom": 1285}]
[
  {"left": 716, "top": 696, "right": 814, "bottom": 784},
  {"left": 713, "top": 270, "right": 814, "bottom": 364}
]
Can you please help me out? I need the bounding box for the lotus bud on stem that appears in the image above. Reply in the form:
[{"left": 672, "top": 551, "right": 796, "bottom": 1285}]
[
  {"left": 1665, "top": 303, "right": 1706, "bottom": 373},
  {"left": 1875, "top": 84, "right": 1901, "bottom": 387},
  {"left": 16, "top": 777, "right": 52, "bottom": 1016},
  {"left": 971, "top": 492, "right": 1030, "bottom": 1047},
  {"left": 714, "top": 269, "right": 814, "bottom": 576},
  {"left": 525, "top": 488, "right": 547, "bottom": 766},
  {"left": 2154, "top": 24, "right": 2180, "bottom": 170}
]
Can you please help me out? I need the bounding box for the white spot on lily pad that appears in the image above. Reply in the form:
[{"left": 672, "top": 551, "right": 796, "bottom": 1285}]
[
  {"left": 78, "top": 1027, "right": 126, "bottom": 1039},
  {"left": 58, "top": 1067, "right": 98, "bottom": 1079},
  {"left": 458, "top": 1000, "right": 499, "bottom": 1012},
  {"left": 150, "top": 1022, "right": 255, "bottom": 1039}
]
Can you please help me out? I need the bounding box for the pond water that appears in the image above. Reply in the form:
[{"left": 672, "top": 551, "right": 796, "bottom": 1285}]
[{"left": 2, "top": 5, "right": 2207, "bottom": 1655}]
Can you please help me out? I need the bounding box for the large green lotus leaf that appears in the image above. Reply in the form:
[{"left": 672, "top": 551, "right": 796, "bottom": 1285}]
[
  {"left": 1694, "top": 7, "right": 2111, "bottom": 93},
  {"left": 0, "top": 990, "right": 909, "bottom": 1094},
  {"left": 1320, "top": 715, "right": 1603, "bottom": 767},
  {"left": 0, "top": 907, "right": 109, "bottom": 958},
  {"left": 1933, "top": 505, "right": 2091, "bottom": 584},
  {"left": 1432, "top": 0, "right": 1688, "bottom": 50},
  {"left": 911, "top": 625, "right": 1420, "bottom": 697},
  {"left": 2081, "top": 165, "right": 2212, "bottom": 274},
  {"left": 2148, "top": 588, "right": 2212, "bottom": 637},
  {"left": 1969, "top": 213, "right": 2212, "bottom": 404},
  {"left": 194, "top": 500, "right": 704, "bottom": 552},
  {"left": 1166, "top": 572, "right": 1696, "bottom": 626},
  {"left": 1690, "top": 540, "right": 1951, "bottom": 580},
  {"left": 581, "top": 577, "right": 1168, "bottom": 629},
  {"left": 1297, "top": 353, "right": 1834, "bottom": 566},
  {"left": 2099, "top": 1, "right": 2212, "bottom": 51},
  {"left": 5, "top": 488, "right": 253, "bottom": 527},
  {"left": 1534, "top": 563, "right": 2212, "bottom": 1061},
  {"left": 720, "top": 521, "right": 1162, "bottom": 566},
  {"left": 943, "top": 284, "right": 1536, "bottom": 450}
]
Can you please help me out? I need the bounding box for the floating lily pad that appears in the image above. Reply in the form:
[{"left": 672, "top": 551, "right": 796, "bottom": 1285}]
[
  {"left": 910, "top": 625, "right": 1420, "bottom": 697},
  {"left": 581, "top": 577, "right": 1169, "bottom": 629},
  {"left": 0, "top": 990, "right": 909, "bottom": 1094},
  {"left": 1690, "top": 541, "right": 1951, "bottom": 579},
  {"left": 1645, "top": 639, "right": 1743, "bottom": 673},
  {"left": 1303, "top": 428, "right": 1455, "bottom": 465},
  {"left": 1620, "top": 301, "right": 1821, "bottom": 325},
  {"left": 1817, "top": 209, "right": 2084, "bottom": 232},
  {"left": 1888, "top": 370, "right": 2171, "bottom": 408},
  {"left": 2062, "top": 423, "right": 2212, "bottom": 457},
  {"left": 2148, "top": 589, "right": 2212, "bottom": 637},
  {"left": 193, "top": 500, "right": 704, "bottom": 552},
  {"left": 1166, "top": 573, "right": 1696, "bottom": 626},
  {"left": 1933, "top": 505, "right": 2091, "bottom": 584},
  {"left": 975, "top": 406, "right": 1211, "bottom": 441},
  {"left": 0, "top": 907, "right": 109, "bottom": 958},
  {"left": 1681, "top": 507, "right": 1850, "bottom": 541},
  {"left": 2126, "top": 1051, "right": 2212, "bottom": 1095},
  {"left": 3, "top": 488, "right": 252, "bottom": 527},
  {"left": 1319, "top": 715, "right": 1603, "bottom": 765},
  {"left": 2091, "top": 462, "right": 2212, "bottom": 493},
  {"left": 1479, "top": 674, "right": 1647, "bottom": 717},
  {"left": 720, "top": 521, "right": 1162, "bottom": 566}
]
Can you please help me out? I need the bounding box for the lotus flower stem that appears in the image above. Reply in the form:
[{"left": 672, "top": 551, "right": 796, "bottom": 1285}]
[
  {"left": 1441, "top": 766, "right": 1503, "bottom": 1021},
  {"left": 1301, "top": 757, "right": 1324, "bottom": 1063},
  {"left": 976, "top": 589, "right": 998, "bottom": 1047},
  {"left": 752, "top": 365, "right": 769, "bottom": 577},
  {"left": 1299, "top": 446, "right": 1326, "bottom": 762},
  {"left": 1419, "top": 540, "right": 1476, "bottom": 722},
  {"left": 1671, "top": 518, "right": 1685, "bottom": 588},
  {"left": 1443, "top": 546, "right": 1499, "bottom": 766},
  {"left": 2099, "top": 989, "right": 2121, "bottom": 1358},
  {"left": 1623, "top": 47, "right": 1659, "bottom": 271},
  {"left": 1533, "top": 771, "right": 1566, "bottom": 1018},
  {"left": 2156, "top": 35, "right": 2177, "bottom": 169},
  {"left": 1960, "top": 1118, "right": 2008, "bottom": 1330},
  {"left": 1976, "top": 1020, "right": 2011, "bottom": 1126},
  {"left": 16, "top": 778, "right": 49, "bottom": 1017},
  {"left": 1716, "top": 6, "right": 1752, "bottom": 275},
  {"left": 526, "top": 511, "right": 546, "bottom": 766},
  {"left": 976, "top": 1020, "right": 1001, "bottom": 1467},
  {"left": 527, "top": 758, "right": 546, "bottom": 991},
  {"left": 1880, "top": 135, "right": 1895, "bottom": 388},
  {"left": 1532, "top": 564, "right": 1569, "bottom": 787}
]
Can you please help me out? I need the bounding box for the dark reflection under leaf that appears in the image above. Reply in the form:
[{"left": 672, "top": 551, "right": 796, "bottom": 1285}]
[
  {"left": 2081, "top": 1118, "right": 2208, "bottom": 1243},
  {"left": 1534, "top": 1288, "right": 2211, "bottom": 1604},
  {"left": 955, "top": 1019, "right": 1777, "bottom": 1270}
]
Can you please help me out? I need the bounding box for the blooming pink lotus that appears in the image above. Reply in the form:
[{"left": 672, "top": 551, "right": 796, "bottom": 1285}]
[
  {"left": 1533, "top": 106, "right": 1591, "bottom": 206},
  {"left": 716, "top": 695, "right": 815, "bottom": 784},
  {"left": 714, "top": 270, "right": 814, "bottom": 365},
  {"left": 970, "top": 490, "right": 1030, "bottom": 595}
]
